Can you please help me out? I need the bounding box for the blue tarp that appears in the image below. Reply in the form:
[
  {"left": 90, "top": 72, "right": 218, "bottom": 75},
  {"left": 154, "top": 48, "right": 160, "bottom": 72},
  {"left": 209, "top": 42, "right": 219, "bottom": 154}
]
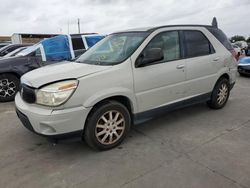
[
  {"left": 41, "top": 35, "right": 71, "bottom": 61},
  {"left": 238, "top": 57, "right": 250, "bottom": 65},
  {"left": 85, "top": 36, "right": 105, "bottom": 48}
]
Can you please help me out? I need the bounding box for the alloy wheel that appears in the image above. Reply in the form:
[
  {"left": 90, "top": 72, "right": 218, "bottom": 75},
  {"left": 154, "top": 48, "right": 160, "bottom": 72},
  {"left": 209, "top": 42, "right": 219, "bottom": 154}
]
[
  {"left": 217, "top": 83, "right": 228, "bottom": 105},
  {"left": 95, "top": 110, "right": 125, "bottom": 145},
  {"left": 0, "top": 79, "right": 16, "bottom": 98}
]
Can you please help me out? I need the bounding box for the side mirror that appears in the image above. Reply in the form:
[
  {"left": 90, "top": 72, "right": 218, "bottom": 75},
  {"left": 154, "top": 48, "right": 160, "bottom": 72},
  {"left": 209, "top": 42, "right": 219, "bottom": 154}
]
[{"left": 136, "top": 48, "right": 164, "bottom": 67}]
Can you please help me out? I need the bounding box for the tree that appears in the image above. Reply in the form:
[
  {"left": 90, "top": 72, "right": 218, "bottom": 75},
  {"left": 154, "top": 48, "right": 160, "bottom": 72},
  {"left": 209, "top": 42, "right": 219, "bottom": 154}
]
[
  {"left": 230, "top": 35, "right": 246, "bottom": 42},
  {"left": 247, "top": 37, "right": 250, "bottom": 43}
]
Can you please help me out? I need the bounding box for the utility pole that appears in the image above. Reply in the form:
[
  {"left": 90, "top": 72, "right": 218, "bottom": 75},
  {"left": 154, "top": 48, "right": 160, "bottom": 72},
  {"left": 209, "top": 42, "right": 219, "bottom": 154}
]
[
  {"left": 77, "top": 18, "right": 81, "bottom": 34},
  {"left": 67, "top": 19, "right": 70, "bottom": 34}
]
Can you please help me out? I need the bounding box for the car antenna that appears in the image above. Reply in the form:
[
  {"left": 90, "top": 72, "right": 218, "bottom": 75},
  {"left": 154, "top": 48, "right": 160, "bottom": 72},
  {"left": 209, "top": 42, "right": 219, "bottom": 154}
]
[{"left": 212, "top": 17, "right": 218, "bottom": 28}]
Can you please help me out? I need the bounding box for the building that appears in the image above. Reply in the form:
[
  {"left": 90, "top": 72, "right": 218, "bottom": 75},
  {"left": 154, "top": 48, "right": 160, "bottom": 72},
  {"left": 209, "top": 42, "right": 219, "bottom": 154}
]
[
  {"left": 11, "top": 33, "right": 58, "bottom": 44},
  {"left": 0, "top": 36, "right": 11, "bottom": 43}
]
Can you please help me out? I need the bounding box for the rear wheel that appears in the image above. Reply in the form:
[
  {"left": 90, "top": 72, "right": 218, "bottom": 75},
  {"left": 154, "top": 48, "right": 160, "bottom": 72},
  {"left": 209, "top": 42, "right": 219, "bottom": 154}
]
[
  {"left": 0, "top": 74, "right": 20, "bottom": 102},
  {"left": 207, "top": 78, "right": 230, "bottom": 109},
  {"left": 84, "top": 101, "right": 131, "bottom": 150}
]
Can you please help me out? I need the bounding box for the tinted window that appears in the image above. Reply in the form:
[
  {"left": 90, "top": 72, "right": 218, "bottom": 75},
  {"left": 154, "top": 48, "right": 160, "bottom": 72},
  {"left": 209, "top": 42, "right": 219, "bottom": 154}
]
[
  {"left": 184, "top": 30, "right": 214, "bottom": 58},
  {"left": 72, "top": 37, "right": 85, "bottom": 50},
  {"left": 144, "top": 31, "right": 180, "bottom": 62},
  {"left": 207, "top": 28, "right": 233, "bottom": 50}
]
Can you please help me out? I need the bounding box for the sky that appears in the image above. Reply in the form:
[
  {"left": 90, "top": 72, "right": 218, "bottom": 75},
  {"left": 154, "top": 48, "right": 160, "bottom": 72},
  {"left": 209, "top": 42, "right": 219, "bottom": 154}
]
[{"left": 0, "top": 0, "right": 249, "bottom": 38}]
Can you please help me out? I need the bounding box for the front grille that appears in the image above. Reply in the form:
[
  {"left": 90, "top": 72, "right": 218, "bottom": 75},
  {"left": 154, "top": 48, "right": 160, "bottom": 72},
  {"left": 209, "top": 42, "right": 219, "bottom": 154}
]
[{"left": 20, "top": 84, "right": 36, "bottom": 103}]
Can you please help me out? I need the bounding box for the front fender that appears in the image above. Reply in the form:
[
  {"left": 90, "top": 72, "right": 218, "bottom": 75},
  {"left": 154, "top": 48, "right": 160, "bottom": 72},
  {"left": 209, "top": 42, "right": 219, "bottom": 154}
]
[{"left": 83, "top": 87, "right": 137, "bottom": 113}]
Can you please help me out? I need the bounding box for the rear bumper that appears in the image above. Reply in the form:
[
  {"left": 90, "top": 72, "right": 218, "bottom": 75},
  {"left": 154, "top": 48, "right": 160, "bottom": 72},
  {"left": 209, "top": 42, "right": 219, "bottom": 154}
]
[{"left": 15, "top": 93, "right": 91, "bottom": 139}]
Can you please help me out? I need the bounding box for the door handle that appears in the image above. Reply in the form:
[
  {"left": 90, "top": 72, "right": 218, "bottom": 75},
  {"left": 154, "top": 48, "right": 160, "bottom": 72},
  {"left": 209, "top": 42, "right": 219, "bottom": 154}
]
[
  {"left": 176, "top": 64, "right": 185, "bottom": 69},
  {"left": 213, "top": 57, "right": 220, "bottom": 61}
]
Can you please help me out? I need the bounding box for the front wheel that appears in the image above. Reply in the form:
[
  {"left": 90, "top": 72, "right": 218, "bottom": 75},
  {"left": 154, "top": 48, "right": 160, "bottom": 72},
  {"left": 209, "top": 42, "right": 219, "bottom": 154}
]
[
  {"left": 207, "top": 78, "right": 230, "bottom": 109},
  {"left": 0, "top": 74, "right": 20, "bottom": 102},
  {"left": 84, "top": 101, "right": 131, "bottom": 150}
]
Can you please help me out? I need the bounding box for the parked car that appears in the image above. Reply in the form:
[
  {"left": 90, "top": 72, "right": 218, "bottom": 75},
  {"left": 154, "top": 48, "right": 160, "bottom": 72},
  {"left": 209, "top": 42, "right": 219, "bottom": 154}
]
[
  {"left": 234, "top": 41, "right": 248, "bottom": 55},
  {"left": 246, "top": 43, "right": 250, "bottom": 56},
  {"left": 2, "top": 47, "right": 28, "bottom": 58},
  {"left": 0, "top": 42, "right": 11, "bottom": 49},
  {"left": 0, "top": 44, "right": 31, "bottom": 57},
  {"left": 15, "top": 23, "right": 237, "bottom": 150},
  {"left": 232, "top": 44, "right": 241, "bottom": 56},
  {"left": 238, "top": 57, "right": 250, "bottom": 76},
  {"left": 0, "top": 34, "right": 104, "bottom": 102}
]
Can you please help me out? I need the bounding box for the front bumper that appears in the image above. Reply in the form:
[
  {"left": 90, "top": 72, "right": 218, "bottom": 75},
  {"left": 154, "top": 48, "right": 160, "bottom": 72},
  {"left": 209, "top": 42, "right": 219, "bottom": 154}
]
[{"left": 15, "top": 93, "right": 91, "bottom": 138}]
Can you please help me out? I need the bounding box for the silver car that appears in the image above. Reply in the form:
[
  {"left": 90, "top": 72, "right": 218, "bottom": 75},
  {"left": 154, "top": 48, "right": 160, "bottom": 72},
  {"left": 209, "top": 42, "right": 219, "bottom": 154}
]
[{"left": 15, "top": 24, "right": 237, "bottom": 150}]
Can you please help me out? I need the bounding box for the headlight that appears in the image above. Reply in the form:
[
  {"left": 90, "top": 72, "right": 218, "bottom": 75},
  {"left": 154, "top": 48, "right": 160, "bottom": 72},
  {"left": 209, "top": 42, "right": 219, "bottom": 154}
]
[{"left": 36, "top": 80, "right": 78, "bottom": 106}]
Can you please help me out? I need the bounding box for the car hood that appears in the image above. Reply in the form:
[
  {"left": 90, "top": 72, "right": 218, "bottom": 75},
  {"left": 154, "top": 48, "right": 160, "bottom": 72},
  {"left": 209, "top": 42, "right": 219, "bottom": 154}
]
[{"left": 21, "top": 61, "right": 112, "bottom": 88}]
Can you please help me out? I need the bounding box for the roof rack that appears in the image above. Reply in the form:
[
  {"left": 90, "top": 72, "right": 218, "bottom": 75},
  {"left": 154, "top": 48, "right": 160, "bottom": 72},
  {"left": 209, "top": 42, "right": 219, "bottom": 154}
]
[
  {"left": 147, "top": 24, "right": 216, "bottom": 32},
  {"left": 113, "top": 18, "right": 219, "bottom": 34}
]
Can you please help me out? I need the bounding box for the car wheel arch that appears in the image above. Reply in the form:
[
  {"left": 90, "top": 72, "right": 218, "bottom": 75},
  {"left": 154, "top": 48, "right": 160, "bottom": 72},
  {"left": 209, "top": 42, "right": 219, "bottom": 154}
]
[
  {"left": 83, "top": 95, "right": 134, "bottom": 132},
  {"left": 0, "top": 72, "right": 21, "bottom": 79},
  {"left": 211, "top": 73, "right": 230, "bottom": 93}
]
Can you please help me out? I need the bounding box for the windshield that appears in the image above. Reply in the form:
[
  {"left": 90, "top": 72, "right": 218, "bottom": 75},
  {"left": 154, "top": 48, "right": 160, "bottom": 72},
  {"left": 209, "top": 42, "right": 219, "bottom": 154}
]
[
  {"left": 76, "top": 32, "right": 149, "bottom": 65},
  {"left": 4, "top": 47, "right": 27, "bottom": 57},
  {"left": 16, "top": 44, "right": 39, "bottom": 57}
]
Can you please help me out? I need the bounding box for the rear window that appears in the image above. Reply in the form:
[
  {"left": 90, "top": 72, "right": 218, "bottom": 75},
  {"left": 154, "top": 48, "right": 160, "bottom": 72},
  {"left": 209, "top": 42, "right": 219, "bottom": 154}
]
[{"left": 207, "top": 28, "right": 233, "bottom": 50}]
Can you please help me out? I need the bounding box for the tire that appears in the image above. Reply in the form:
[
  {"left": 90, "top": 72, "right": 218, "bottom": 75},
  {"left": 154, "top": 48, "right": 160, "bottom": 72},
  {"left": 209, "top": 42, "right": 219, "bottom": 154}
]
[
  {"left": 0, "top": 74, "right": 20, "bottom": 102},
  {"left": 84, "top": 100, "right": 131, "bottom": 150},
  {"left": 239, "top": 72, "right": 245, "bottom": 77},
  {"left": 207, "top": 78, "right": 230, "bottom": 109}
]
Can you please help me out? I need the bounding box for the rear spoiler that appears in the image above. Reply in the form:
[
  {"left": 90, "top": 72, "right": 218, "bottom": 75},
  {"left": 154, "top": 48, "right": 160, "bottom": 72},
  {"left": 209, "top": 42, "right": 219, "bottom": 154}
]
[{"left": 212, "top": 17, "right": 218, "bottom": 28}]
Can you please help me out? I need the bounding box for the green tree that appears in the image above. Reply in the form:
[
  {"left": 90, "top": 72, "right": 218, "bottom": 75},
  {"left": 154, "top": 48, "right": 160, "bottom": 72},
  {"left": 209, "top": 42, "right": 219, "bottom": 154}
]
[
  {"left": 230, "top": 35, "right": 246, "bottom": 42},
  {"left": 246, "top": 37, "right": 250, "bottom": 43}
]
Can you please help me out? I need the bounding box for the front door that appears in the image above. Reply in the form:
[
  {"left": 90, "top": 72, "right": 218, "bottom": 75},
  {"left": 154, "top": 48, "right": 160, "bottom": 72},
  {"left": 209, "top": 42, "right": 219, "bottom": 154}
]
[{"left": 132, "top": 31, "right": 187, "bottom": 113}]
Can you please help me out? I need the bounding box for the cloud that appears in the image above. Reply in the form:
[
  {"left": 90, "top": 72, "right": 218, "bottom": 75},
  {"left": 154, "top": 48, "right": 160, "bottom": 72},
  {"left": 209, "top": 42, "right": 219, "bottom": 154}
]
[{"left": 0, "top": 0, "right": 249, "bottom": 38}]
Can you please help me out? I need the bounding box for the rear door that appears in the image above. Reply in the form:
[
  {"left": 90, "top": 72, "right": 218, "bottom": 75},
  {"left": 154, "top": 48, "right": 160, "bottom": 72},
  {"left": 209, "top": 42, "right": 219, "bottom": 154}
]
[
  {"left": 182, "top": 29, "right": 219, "bottom": 97},
  {"left": 132, "top": 30, "right": 187, "bottom": 112}
]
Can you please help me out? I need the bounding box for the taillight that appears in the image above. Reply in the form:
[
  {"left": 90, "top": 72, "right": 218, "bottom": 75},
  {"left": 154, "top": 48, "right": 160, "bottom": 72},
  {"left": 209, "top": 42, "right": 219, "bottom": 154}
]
[{"left": 230, "top": 49, "right": 239, "bottom": 61}]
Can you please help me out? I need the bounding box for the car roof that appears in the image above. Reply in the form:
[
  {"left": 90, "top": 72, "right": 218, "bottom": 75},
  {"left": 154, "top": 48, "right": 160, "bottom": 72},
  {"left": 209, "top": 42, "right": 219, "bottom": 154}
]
[{"left": 113, "top": 24, "right": 215, "bottom": 34}]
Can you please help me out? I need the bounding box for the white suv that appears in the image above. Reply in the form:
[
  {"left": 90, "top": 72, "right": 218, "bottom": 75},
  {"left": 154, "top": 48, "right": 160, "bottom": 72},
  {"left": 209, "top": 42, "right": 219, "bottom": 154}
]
[{"left": 15, "top": 24, "right": 237, "bottom": 150}]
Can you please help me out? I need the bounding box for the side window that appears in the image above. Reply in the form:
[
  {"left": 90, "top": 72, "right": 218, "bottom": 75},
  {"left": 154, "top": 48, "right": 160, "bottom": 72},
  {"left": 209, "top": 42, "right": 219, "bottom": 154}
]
[
  {"left": 71, "top": 37, "right": 85, "bottom": 50},
  {"left": 144, "top": 31, "right": 180, "bottom": 62},
  {"left": 184, "top": 30, "right": 214, "bottom": 58},
  {"left": 29, "top": 48, "right": 42, "bottom": 59},
  {"left": 35, "top": 48, "right": 41, "bottom": 57}
]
